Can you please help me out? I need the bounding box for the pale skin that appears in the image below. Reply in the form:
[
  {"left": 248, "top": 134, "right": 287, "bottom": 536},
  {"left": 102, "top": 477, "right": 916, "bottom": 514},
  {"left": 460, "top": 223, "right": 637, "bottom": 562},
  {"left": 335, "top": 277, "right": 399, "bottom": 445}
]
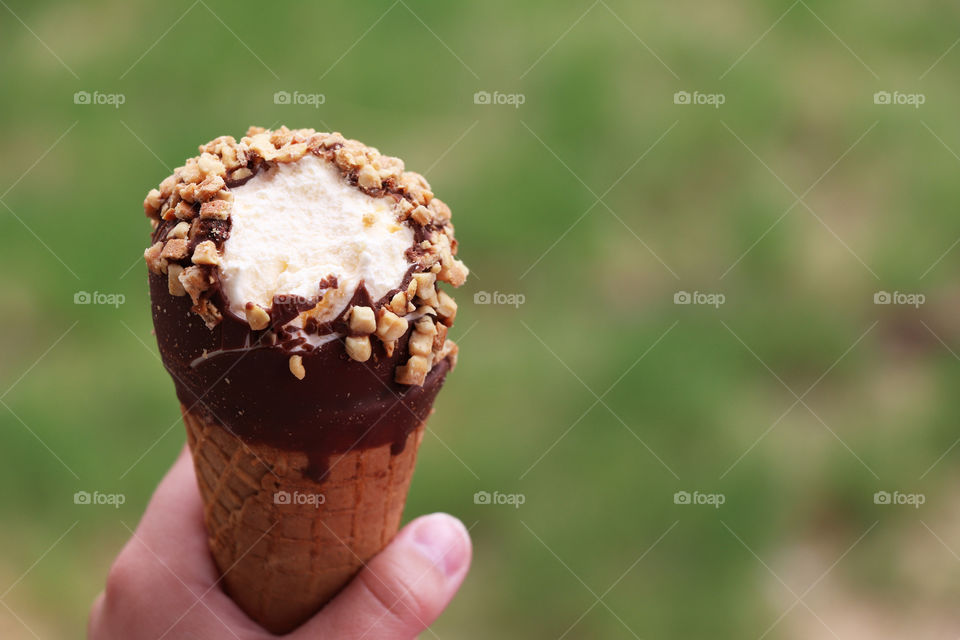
[{"left": 88, "top": 446, "right": 472, "bottom": 639}]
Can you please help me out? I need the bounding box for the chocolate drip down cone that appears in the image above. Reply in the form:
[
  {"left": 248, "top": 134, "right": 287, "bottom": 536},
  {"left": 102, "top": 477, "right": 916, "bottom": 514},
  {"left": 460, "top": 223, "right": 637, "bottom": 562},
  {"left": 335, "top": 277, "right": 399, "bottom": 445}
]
[{"left": 141, "top": 126, "right": 467, "bottom": 633}]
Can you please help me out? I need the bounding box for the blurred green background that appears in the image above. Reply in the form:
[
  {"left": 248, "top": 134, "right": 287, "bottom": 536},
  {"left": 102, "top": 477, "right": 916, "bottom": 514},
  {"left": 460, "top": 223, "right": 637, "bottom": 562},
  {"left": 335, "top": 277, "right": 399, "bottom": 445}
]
[{"left": 3, "top": 0, "right": 960, "bottom": 637}]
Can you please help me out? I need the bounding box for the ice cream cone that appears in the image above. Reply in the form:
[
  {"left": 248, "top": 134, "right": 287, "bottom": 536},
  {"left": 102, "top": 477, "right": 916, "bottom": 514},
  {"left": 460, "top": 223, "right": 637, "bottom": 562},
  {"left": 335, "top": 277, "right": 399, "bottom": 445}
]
[
  {"left": 140, "top": 126, "right": 467, "bottom": 632},
  {"left": 182, "top": 404, "right": 426, "bottom": 634}
]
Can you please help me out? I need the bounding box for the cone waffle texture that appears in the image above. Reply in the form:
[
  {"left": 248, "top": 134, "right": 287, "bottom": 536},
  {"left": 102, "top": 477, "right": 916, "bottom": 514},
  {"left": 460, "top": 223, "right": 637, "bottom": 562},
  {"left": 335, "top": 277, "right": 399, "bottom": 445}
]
[{"left": 182, "top": 405, "right": 425, "bottom": 634}]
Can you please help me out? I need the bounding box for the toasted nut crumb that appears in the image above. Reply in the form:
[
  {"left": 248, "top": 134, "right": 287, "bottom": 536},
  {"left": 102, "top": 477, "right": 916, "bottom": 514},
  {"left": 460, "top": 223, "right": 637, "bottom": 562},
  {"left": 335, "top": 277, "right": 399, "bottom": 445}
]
[
  {"left": 178, "top": 266, "right": 210, "bottom": 303},
  {"left": 178, "top": 160, "right": 202, "bottom": 184},
  {"left": 246, "top": 133, "right": 279, "bottom": 161},
  {"left": 357, "top": 164, "right": 382, "bottom": 190},
  {"left": 244, "top": 304, "right": 270, "bottom": 330},
  {"left": 196, "top": 299, "right": 222, "bottom": 328},
  {"left": 395, "top": 198, "right": 415, "bottom": 220},
  {"left": 230, "top": 167, "right": 253, "bottom": 182},
  {"left": 144, "top": 189, "right": 163, "bottom": 217},
  {"left": 429, "top": 198, "right": 452, "bottom": 221},
  {"left": 436, "top": 290, "right": 457, "bottom": 325},
  {"left": 434, "top": 322, "right": 449, "bottom": 351},
  {"left": 167, "top": 264, "right": 186, "bottom": 296},
  {"left": 348, "top": 306, "right": 376, "bottom": 334},
  {"left": 383, "top": 340, "right": 397, "bottom": 358},
  {"left": 415, "top": 316, "right": 437, "bottom": 336},
  {"left": 197, "top": 175, "right": 226, "bottom": 201},
  {"left": 198, "top": 152, "right": 226, "bottom": 178},
  {"left": 289, "top": 355, "right": 306, "bottom": 380},
  {"left": 192, "top": 240, "right": 221, "bottom": 266},
  {"left": 274, "top": 142, "right": 308, "bottom": 163},
  {"left": 439, "top": 257, "right": 468, "bottom": 287},
  {"left": 174, "top": 201, "right": 196, "bottom": 220},
  {"left": 345, "top": 335, "right": 372, "bottom": 362},
  {"left": 161, "top": 239, "right": 189, "bottom": 260},
  {"left": 440, "top": 339, "right": 459, "bottom": 368},
  {"left": 411, "top": 205, "right": 431, "bottom": 225},
  {"left": 396, "top": 354, "right": 431, "bottom": 386},
  {"left": 409, "top": 330, "right": 434, "bottom": 357},
  {"left": 389, "top": 291, "right": 407, "bottom": 315},
  {"left": 405, "top": 278, "right": 418, "bottom": 299},
  {"left": 430, "top": 262, "right": 442, "bottom": 274},
  {"left": 200, "top": 200, "right": 231, "bottom": 220},
  {"left": 178, "top": 182, "right": 199, "bottom": 203},
  {"left": 144, "top": 242, "right": 167, "bottom": 274},
  {"left": 376, "top": 309, "right": 409, "bottom": 342},
  {"left": 413, "top": 272, "right": 439, "bottom": 306},
  {"left": 168, "top": 221, "right": 190, "bottom": 240}
]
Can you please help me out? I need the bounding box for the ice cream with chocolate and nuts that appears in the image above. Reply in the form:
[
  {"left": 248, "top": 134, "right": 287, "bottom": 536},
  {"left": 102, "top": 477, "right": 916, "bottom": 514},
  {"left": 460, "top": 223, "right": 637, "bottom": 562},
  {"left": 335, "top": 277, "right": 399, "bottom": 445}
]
[{"left": 142, "top": 126, "right": 467, "bottom": 473}]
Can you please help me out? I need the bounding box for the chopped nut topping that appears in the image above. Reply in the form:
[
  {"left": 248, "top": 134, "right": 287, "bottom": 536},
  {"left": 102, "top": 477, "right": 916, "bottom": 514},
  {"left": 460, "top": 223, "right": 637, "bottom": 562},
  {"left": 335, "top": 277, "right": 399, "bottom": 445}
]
[
  {"left": 197, "top": 175, "right": 226, "bottom": 201},
  {"left": 409, "top": 330, "right": 434, "bottom": 357},
  {"left": 436, "top": 290, "right": 457, "bottom": 325},
  {"left": 358, "top": 164, "right": 382, "bottom": 190},
  {"left": 192, "top": 240, "right": 221, "bottom": 266},
  {"left": 433, "top": 322, "right": 449, "bottom": 351},
  {"left": 345, "top": 335, "right": 372, "bottom": 362},
  {"left": 389, "top": 291, "right": 408, "bottom": 315},
  {"left": 395, "top": 354, "right": 430, "bottom": 386},
  {"left": 411, "top": 205, "right": 431, "bottom": 225},
  {"left": 167, "top": 264, "right": 186, "bottom": 296},
  {"left": 348, "top": 306, "right": 376, "bottom": 334},
  {"left": 198, "top": 152, "right": 226, "bottom": 178},
  {"left": 174, "top": 201, "right": 196, "bottom": 220},
  {"left": 289, "top": 355, "right": 306, "bottom": 380},
  {"left": 199, "top": 199, "right": 231, "bottom": 220},
  {"left": 168, "top": 221, "right": 190, "bottom": 240},
  {"left": 274, "top": 142, "right": 308, "bottom": 163},
  {"left": 244, "top": 303, "right": 270, "bottom": 330},
  {"left": 144, "top": 189, "right": 163, "bottom": 217},
  {"left": 144, "top": 242, "right": 167, "bottom": 274},
  {"left": 160, "top": 239, "right": 189, "bottom": 260},
  {"left": 415, "top": 316, "right": 437, "bottom": 336},
  {"left": 376, "top": 309, "right": 409, "bottom": 342},
  {"left": 229, "top": 167, "right": 253, "bottom": 182},
  {"left": 178, "top": 266, "right": 210, "bottom": 303}
]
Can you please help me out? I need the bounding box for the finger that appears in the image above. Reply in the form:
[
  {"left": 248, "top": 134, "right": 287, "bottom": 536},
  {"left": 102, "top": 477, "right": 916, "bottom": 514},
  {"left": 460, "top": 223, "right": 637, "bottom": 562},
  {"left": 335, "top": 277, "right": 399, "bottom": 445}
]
[{"left": 293, "top": 513, "right": 471, "bottom": 640}]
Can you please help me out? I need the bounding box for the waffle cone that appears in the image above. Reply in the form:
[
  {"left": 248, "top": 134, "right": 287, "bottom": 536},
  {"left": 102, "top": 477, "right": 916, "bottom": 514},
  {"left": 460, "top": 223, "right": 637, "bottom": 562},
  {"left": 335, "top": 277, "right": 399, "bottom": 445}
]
[{"left": 181, "top": 404, "right": 426, "bottom": 634}]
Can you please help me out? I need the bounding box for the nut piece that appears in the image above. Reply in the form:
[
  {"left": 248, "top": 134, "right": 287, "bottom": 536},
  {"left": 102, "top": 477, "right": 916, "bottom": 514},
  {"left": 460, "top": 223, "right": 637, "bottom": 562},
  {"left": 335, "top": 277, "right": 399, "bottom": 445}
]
[
  {"left": 411, "top": 205, "right": 431, "bottom": 225},
  {"left": 192, "top": 240, "right": 221, "bottom": 266},
  {"left": 167, "top": 264, "right": 186, "bottom": 296},
  {"left": 200, "top": 200, "right": 231, "bottom": 220},
  {"left": 144, "top": 189, "right": 163, "bottom": 217},
  {"left": 144, "top": 242, "right": 167, "bottom": 274},
  {"left": 345, "top": 335, "right": 372, "bottom": 362},
  {"left": 409, "top": 330, "right": 434, "bottom": 357},
  {"left": 289, "top": 355, "right": 306, "bottom": 380},
  {"left": 178, "top": 266, "right": 210, "bottom": 303},
  {"left": 375, "top": 309, "right": 409, "bottom": 343},
  {"left": 168, "top": 221, "right": 190, "bottom": 240},
  {"left": 244, "top": 304, "right": 270, "bottom": 330},
  {"left": 348, "top": 306, "right": 376, "bottom": 334},
  {"left": 413, "top": 272, "right": 439, "bottom": 306},
  {"left": 357, "top": 164, "right": 382, "bottom": 190},
  {"left": 396, "top": 354, "right": 431, "bottom": 386},
  {"left": 174, "top": 201, "right": 196, "bottom": 220},
  {"left": 436, "top": 290, "right": 457, "bottom": 325},
  {"left": 389, "top": 291, "right": 408, "bottom": 315},
  {"left": 160, "top": 239, "right": 189, "bottom": 260},
  {"left": 197, "top": 152, "right": 226, "bottom": 178},
  {"left": 197, "top": 175, "right": 226, "bottom": 201}
]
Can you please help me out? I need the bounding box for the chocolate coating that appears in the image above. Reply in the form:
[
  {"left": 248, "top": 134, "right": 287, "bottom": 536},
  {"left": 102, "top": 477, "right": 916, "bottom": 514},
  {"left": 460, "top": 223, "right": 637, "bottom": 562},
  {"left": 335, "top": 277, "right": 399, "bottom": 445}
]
[{"left": 149, "top": 274, "right": 448, "bottom": 480}]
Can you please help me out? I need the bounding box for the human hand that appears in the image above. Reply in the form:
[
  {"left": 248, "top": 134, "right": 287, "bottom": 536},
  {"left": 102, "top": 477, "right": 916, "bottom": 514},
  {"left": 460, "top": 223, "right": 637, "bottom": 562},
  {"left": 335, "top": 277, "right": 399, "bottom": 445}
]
[{"left": 88, "top": 446, "right": 472, "bottom": 639}]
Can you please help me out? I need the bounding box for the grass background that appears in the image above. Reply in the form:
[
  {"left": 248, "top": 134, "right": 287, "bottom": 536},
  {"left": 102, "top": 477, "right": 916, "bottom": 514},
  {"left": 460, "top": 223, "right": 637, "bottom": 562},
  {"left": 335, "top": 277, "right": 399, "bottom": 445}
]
[{"left": 3, "top": 0, "right": 960, "bottom": 637}]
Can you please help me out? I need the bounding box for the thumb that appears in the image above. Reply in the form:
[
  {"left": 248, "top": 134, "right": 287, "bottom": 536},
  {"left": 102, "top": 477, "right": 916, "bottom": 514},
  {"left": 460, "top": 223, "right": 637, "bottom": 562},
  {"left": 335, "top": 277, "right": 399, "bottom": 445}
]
[{"left": 292, "top": 513, "right": 471, "bottom": 640}]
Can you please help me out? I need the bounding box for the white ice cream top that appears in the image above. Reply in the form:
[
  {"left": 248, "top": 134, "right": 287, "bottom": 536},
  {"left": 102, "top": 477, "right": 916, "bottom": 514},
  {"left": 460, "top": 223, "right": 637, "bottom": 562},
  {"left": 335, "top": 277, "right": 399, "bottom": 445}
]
[{"left": 220, "top": 154, "right": 415, "bottom": 324}]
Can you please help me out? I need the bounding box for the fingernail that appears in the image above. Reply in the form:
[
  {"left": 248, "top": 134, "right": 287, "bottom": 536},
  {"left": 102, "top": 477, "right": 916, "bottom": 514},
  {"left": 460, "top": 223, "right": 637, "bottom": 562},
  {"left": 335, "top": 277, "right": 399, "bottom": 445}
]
[{"left": 411, "top": 513, "right": 469, "bottom": 578}]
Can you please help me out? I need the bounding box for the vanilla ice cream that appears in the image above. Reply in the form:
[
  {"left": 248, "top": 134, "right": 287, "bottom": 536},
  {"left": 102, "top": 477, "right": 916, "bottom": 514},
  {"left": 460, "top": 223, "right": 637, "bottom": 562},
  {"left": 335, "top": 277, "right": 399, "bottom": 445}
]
[{"left": 220, "top": 154, "right": 415, "bottom": 323}]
